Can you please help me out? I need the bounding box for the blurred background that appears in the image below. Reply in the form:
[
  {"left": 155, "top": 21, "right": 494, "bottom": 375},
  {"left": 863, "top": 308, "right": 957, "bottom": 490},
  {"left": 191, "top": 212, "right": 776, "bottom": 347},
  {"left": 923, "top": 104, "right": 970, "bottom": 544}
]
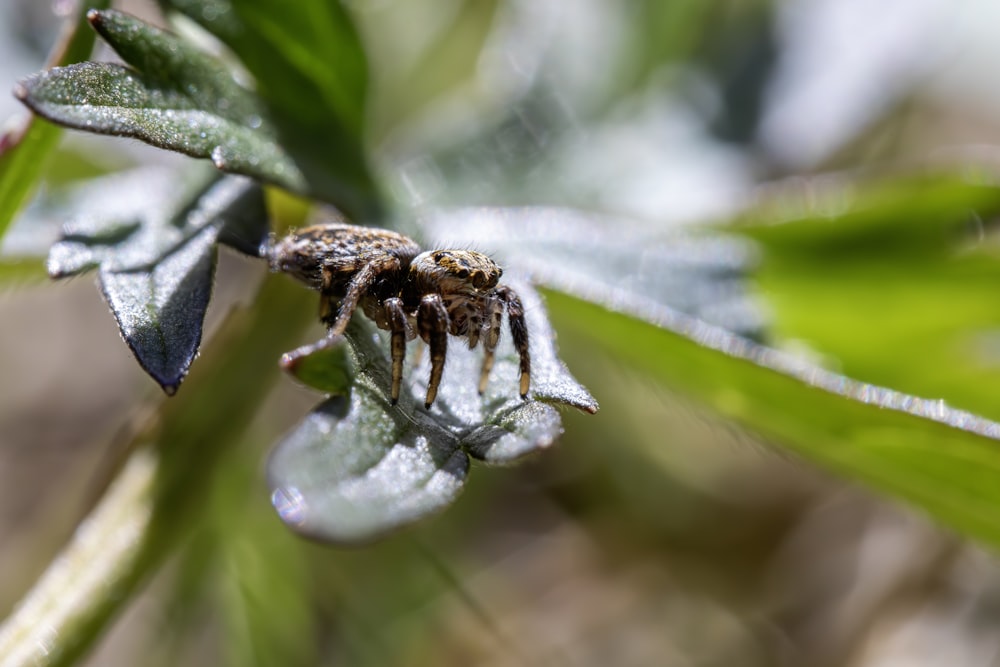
[{"left": 5, "top": 0, "right": 1000, "bottom": 665}]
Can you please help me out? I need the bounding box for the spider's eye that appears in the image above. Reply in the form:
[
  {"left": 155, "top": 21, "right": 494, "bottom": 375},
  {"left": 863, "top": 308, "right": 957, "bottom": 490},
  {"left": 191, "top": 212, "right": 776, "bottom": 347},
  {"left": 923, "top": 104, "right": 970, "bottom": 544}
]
[
  {"left": 471, "top": 271, "right": 488, "bottom": 288},
  {"left": 455, "top": 268, "right": 470, "bottom": 279}
]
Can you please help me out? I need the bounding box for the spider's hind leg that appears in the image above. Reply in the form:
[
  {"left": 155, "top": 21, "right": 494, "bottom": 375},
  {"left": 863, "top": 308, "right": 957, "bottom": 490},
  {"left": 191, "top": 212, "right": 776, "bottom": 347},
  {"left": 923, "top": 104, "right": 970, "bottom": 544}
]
[{"left": 496, "top": 286, "right": 531, "bottom": 399}]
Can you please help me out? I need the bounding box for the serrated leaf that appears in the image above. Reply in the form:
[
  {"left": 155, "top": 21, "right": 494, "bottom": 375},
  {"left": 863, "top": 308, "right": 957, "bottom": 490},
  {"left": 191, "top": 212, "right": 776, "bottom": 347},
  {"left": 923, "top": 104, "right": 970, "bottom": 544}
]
[
  {"left": 269, "top": 280, "right": 595, "bottom": 542},
  {"left": 15, "top": 11, "right": 308, "bottom": 196},
  {"left": 47, "top": 168, "right": 268, "bottom": 392}
]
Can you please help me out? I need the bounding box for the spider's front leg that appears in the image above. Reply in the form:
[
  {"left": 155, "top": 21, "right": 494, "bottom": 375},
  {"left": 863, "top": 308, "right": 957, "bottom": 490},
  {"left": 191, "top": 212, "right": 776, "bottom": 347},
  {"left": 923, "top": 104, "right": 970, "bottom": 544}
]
[
  {"left": 321, "top": 256, "right": 400, "bottom": 337},
  {"left": 496, "top": 285, "right": 531, "bottom": 399},
  {"left": 417, "top": 294, "right": 449, "bottom": 408}
]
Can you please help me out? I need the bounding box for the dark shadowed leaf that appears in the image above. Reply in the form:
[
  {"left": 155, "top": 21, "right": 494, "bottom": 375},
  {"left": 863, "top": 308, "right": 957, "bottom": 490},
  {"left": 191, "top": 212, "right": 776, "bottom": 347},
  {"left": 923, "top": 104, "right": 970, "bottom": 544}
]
[
  {"left": 15, "top": 10, "right": 307, "bottom": 196},
  {"left": 269, "top": 280, "right": 596, "bottom": 542},
  {"left": 161, "top": 0, "right": 382, "bottom": 219},
  {"left": 47, "top": 168, "right": 268, "bottom": 393}
]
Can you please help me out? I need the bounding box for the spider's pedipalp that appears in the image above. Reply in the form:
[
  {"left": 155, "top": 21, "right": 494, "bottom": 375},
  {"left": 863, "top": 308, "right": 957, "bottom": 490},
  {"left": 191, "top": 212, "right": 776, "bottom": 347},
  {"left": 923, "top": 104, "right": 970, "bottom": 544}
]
[
  {"left": 418, "top": 293, "right": 449, "bottom": 408},
  {"left": 496, "top": 285, "right": 531, "bottom": 399},
  {"left": 477, "top": 294, "right": 503, "bottom": 394}
]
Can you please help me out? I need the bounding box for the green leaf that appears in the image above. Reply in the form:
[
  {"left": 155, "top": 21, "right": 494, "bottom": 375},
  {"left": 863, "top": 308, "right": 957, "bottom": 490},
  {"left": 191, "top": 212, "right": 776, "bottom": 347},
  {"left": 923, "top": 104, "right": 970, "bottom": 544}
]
[
  {"left": 268, "top": 280, "right": 596, "bottom": 542},
  {"left": 15, "top": 11, "right": 308, "bottom": 196},
  {"left": 0, "top": 259, "right": 47, "bottom": 285},
  {"left": 548, "top": 290, "right": 1000, "bottom": 549},
  {"left": 47, "top": 168, "right": 269, "bottom": 393},
  {"left": 280, "top": 336, "right": 353, "bottom": 396},
  {"left": 0, "top": 0, "right": 111, "bottom": 240},
  {"left": 418, "top": 189, "right": 1000, "bottom": 549},
  {"left": 163, "top": 0, "right": 383, "bottom": 219},
  {"left": 733, "top": 174, "right": 1000, "bottom": 423}
]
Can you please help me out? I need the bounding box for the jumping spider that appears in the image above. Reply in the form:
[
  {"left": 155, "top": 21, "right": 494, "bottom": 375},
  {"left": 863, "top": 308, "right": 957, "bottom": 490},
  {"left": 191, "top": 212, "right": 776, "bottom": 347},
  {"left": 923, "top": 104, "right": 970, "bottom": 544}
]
[{"left": 269, "top": 222, "right": 531, "bottom": 408}]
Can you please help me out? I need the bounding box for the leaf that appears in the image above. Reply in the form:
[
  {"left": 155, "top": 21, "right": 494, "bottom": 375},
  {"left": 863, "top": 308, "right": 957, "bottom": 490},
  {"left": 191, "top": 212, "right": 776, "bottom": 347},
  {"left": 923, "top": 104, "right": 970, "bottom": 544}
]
[
  {"left": 268, "top": 392, "right": 470, "bottom": 545},
  {"left": 421, "top": 176, "right": 1000, "bottom": 550},
  {"left": 0, "top": 0, "right": 111, "bottom": 239},
  {"left": 418, "top": 206, "right": 765, "bottom": 336},
  {"left": 15, "top": 10, "right": 308, "bottom": 196},
  {"left": 269, "top": 280, "right": 596, "bottom": 542},
  {"left": 161, "top": 0, "right": 383, "bottom": 219},
  {"left": 548, "top": 290, "right": 1000, "bottom": 550},
  {"left": 47, "top": 168, "right": 269, "bottom": 393},
  {"left": 279, "top": 336, "right": 353, "bottom": 396},
  {"left": 732, "top": 174, "right": 1000, "bottom": 423}
]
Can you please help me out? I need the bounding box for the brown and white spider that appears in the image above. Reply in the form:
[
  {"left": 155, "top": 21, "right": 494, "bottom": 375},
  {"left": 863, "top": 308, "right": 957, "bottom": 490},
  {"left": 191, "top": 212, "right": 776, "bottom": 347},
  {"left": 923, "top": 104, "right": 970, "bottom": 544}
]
[{"left": 269, "top": 222, "right": 531, "bottom": 408}]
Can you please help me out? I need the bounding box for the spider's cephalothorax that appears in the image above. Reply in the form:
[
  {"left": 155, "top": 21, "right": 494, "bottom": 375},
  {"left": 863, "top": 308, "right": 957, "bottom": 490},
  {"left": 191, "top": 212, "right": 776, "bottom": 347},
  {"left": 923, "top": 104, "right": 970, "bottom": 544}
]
[{"left": 269, "top": 223, "right": 531, "bottom": 408}]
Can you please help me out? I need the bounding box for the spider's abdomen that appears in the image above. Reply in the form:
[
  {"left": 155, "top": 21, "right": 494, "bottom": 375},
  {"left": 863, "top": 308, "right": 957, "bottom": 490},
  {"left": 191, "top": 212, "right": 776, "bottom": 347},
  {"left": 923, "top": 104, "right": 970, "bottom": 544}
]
[{"left": 269, "top": 223, "right": 421, "bottom": 293}]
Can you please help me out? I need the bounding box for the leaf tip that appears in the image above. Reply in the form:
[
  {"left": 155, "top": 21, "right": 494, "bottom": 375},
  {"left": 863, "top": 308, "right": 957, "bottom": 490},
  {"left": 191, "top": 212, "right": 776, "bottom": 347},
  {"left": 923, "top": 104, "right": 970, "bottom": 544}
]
[
  {"left": 12, "top": 81, "right": 28, "bottom": 102},
  {"left": 85, "top": 8, "right": 101, "bottom": 26},
  {"left": 152, "top": 370, "right": 185, "bottom": 396},
  {"left": 210, "top": 146, "right": 227, "bottom": 170}
]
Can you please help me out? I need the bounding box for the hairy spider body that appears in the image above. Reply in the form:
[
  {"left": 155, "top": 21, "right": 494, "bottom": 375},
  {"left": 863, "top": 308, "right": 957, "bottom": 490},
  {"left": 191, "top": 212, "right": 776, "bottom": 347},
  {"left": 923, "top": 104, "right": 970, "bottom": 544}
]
[{"left": 270, "top": 223, "right": 531, "bottom": 408}]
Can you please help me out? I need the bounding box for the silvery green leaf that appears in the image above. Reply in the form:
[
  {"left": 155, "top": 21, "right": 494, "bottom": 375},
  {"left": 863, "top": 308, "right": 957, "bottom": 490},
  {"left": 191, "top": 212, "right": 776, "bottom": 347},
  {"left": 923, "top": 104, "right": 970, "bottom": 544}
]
[{"left": 269, "top": 280, "right": 596, "bottom": 542}]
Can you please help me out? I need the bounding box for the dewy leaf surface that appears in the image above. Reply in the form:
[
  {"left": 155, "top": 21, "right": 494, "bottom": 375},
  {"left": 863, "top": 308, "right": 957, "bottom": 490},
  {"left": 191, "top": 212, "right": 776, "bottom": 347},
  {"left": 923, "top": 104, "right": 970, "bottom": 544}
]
[
  {"left": 269, "top": 279, "right": 596, "bottom": 542},
  {"left": 15, "top": 10, "right": 307, "bottom": 195},
  {"left": 47, "top": 168, "right": 268, "bottom": 393}
]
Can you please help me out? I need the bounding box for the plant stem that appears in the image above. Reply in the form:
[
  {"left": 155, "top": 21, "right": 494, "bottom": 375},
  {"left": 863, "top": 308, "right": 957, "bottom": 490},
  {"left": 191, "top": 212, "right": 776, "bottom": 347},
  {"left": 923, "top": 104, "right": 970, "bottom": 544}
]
[{"left": 0, "top": 274, "right": 317, "bottom": 666}]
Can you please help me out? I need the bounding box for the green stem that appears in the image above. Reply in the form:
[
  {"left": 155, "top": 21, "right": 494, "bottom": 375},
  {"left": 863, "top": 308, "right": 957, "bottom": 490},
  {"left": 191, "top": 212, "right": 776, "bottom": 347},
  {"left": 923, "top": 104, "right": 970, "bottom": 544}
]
[
  {"left": 0, "top": 451, "right": 157, "bottom": 667},
  {"left": 0, "top": 275, "right": 317, "bottom": 666}
]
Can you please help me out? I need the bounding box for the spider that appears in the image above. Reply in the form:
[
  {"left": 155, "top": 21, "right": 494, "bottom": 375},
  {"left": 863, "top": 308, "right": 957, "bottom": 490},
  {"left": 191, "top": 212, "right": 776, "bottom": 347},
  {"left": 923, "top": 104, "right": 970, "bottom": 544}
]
[{"left": 269, "top": 222, "right": 531, "bottom": 408}]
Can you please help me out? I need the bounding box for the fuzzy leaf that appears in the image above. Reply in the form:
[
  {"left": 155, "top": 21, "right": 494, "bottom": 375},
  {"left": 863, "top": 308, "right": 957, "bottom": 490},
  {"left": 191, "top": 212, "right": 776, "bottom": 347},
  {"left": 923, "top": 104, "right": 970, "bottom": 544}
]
[
  {"left": 47, "top": 168, "right": 268, "bottom": 393},
  {"left": 269, "top": 280, "right": 595, "bottom": 542},
  {"left": 15, "top": 10, "right": 307, "bottom": 195},
  {"left": 419, "top": 206, "right": 765, "bottom": 337}
]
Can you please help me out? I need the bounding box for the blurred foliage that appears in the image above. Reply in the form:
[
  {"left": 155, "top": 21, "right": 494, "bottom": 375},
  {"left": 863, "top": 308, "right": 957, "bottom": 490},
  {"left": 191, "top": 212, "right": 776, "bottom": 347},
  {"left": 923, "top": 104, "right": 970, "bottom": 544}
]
[{"left": 5, "top": 0, "right": 1000, "bottom": 666}]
